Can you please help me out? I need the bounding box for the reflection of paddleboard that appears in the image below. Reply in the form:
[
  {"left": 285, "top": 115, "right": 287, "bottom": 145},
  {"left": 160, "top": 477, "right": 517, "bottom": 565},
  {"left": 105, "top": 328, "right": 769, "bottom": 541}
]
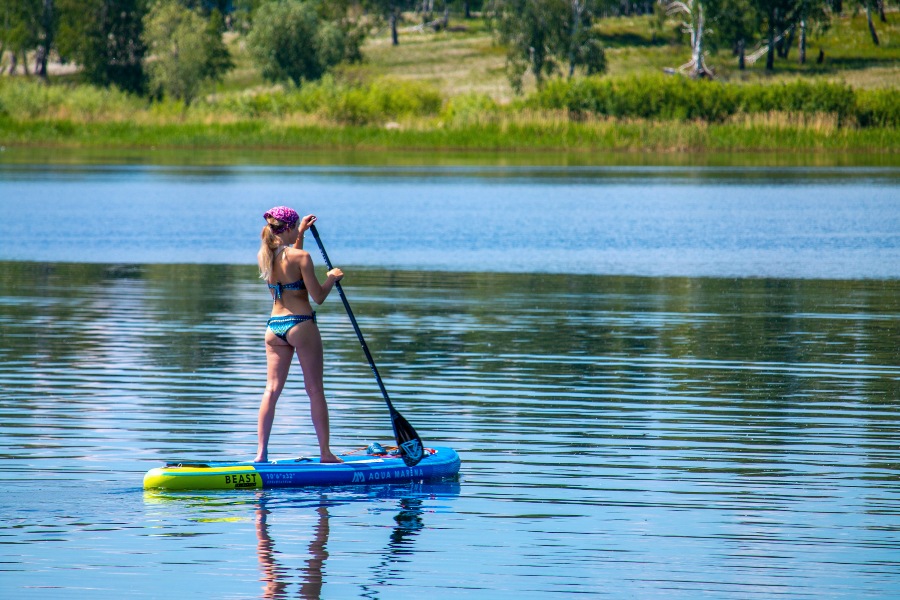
[{"left": 143, "top": 446, "right": 461, "bottom": 491}]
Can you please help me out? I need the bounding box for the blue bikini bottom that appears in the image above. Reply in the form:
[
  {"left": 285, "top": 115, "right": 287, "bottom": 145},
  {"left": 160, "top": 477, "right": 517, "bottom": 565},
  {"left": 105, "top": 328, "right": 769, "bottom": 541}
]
[{"left": 267, "top": 313, "right": 316, "bottom": 342}]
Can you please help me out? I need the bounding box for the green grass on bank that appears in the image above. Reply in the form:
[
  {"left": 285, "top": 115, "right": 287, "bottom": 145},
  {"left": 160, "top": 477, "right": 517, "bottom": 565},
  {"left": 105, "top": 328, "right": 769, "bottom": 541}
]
[
  {"left": 528, "top": 76, "right": 900, "bottom": 126},
  {"left": 2, "top": 71, "right": 896, "bottom": 126},
  {"left": 0, "top": 13, "right": 897, "bottom": 154},
  {"left": 2, "top": 112, "right": 897, "bottom": 154}
]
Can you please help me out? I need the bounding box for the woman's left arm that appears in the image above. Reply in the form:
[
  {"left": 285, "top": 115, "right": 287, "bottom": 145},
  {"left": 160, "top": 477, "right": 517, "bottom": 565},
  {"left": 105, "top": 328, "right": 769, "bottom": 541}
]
[{"left": 299, "top": 252, "right": 343, "bottom": 305}]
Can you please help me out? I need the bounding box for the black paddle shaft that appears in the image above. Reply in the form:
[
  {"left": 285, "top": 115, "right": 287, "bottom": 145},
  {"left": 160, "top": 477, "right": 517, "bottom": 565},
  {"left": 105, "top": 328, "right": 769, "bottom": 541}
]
[{"left": 308, "top": 224, "right": 424, "bottom": 466}]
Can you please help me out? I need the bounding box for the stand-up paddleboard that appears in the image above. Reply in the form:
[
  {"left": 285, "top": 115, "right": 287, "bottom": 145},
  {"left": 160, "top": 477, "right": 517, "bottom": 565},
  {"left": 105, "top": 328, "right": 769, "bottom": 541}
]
[{"left": 143, "top": 446, "right": 460, "bottom": 491}]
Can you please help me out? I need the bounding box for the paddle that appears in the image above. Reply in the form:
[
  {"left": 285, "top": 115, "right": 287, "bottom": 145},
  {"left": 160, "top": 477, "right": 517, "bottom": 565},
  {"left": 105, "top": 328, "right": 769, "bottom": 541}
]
[{"left": 309, "top": 224, "right": 425, "bottom": 467}]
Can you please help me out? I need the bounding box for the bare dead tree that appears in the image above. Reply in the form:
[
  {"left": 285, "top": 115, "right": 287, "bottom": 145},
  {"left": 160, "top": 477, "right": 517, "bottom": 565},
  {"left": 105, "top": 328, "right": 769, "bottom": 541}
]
[{"left": 658, "top": 0, "right": 713, "bottom": 78}]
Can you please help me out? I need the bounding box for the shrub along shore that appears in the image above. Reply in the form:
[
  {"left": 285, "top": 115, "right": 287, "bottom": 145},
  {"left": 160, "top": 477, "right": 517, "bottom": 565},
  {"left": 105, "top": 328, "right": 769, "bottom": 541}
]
[{"left": 0, "top": 74, "right": 897, "bottom": 154}]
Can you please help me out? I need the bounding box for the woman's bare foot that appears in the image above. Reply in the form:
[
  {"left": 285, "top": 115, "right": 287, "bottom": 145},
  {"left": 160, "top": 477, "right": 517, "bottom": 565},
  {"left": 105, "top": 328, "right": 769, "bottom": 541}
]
[
  {"left": 320, "top": 452, "right": 343, "bottom": 464},
  {"left": 253, "top": 454, "right": 268, "bottom": 463}
]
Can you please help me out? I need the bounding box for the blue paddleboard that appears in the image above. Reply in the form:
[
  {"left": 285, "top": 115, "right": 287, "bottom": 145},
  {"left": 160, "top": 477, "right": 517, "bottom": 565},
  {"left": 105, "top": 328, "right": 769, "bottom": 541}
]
[{"left": 143, "top": 446, "right": 461, "bottom": 490}]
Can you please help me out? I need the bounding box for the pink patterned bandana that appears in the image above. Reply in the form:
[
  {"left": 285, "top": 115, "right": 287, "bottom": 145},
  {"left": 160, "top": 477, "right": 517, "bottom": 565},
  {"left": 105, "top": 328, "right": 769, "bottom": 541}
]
[{"left": 264, "top": 206, "right": 299, "bottom": 234}]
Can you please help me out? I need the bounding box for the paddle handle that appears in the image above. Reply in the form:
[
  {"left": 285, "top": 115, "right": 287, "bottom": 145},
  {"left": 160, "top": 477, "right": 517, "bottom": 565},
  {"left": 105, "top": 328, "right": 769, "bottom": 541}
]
[{"left": 308, "top": 225, "right": 394, "bottom": 409}]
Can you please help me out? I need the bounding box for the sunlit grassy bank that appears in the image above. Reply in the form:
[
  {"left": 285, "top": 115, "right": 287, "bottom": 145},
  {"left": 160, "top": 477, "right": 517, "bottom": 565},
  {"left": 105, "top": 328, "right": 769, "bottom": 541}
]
[
  {"left": 0, "top": 13, "right": 897, "bottom": 156},
  {"left": 2, "top": 112, "right": 896, "bottom": 155}
]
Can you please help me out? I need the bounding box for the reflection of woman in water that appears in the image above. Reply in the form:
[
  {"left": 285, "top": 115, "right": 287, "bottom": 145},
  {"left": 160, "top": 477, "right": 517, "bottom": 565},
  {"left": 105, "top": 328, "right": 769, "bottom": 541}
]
[
  {"left": 256, "top": 497, "right": 329, "bottom": 600},
  {"left": 254, "top": 492, "right": 432, "bottom": 598},
  {"left": 255, "top": 207, "right": 344, "bottom": 464},
  {"left": 255, "top": 501, "right": 288, "bottom": 599}
]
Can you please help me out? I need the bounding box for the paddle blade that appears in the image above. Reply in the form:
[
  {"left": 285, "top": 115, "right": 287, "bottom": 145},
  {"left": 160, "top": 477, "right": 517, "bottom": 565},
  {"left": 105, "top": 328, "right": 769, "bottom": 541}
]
[{"left": 391, "top": 409, "right": 424, "bottom": 467}]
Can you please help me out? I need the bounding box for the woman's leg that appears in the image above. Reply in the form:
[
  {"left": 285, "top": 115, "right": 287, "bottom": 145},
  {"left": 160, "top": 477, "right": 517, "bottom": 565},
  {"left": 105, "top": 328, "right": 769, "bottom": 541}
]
[
  {"left": 255, "top": 333, "right": 294, "bottom": 463},
  {"left": 290, "top": 322, "right": 342, "bottom": 463}
]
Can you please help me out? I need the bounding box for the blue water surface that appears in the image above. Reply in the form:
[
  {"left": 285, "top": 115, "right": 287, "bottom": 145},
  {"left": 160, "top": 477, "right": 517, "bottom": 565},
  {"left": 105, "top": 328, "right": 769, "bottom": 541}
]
[
  {"left": 1, "top": 155, "right": 899, "bottom": 599},
  {"left": 1, "top": 161, "right": 898, "bottom": 278}
]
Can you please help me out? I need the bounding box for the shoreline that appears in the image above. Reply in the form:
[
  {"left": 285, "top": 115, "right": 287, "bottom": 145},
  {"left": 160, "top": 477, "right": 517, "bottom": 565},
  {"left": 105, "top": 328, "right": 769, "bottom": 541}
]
[{"left": 2, "top": 118, "right": 898, "bottom": 164}]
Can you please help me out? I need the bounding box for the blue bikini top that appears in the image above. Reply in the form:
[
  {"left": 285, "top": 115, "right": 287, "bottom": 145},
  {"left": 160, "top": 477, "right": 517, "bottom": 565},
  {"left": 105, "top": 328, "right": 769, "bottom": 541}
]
[
  {"left": 268, "top": 246, "right": 306, "bottom": 301},
  {"left": 268, "top": 278, "right": 305, "bottom": 300}
]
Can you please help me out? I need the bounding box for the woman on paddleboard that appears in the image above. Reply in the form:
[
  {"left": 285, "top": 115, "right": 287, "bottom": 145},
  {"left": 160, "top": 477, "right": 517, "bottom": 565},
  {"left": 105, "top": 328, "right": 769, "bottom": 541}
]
[{"left": 256, "top": 206, "right": 344, "bottom": 464}]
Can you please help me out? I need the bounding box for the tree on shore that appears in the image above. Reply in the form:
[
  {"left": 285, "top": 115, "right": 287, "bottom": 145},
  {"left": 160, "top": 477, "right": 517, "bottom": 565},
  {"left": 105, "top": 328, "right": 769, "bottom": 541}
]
[
  {"left": 366, "top": 0, "right": 412, "bottom": 46},
  {"left": 748, "top": 0, "right": 835, "bottom": 70},
  {"left": 792, "top": 0, "right": 832, "bottom": 64},
  {"left": 566, "top": 1, "right": 607, "bottom": 77},
  {"left": 246, "top": 0, "right": 364, "bottom": 87},
  {"left": 658, "top": 0, "right": 712, "bottom": 77},
  {"left": 57, "top": 0, "right": 148, "bottom": 93},
  {"left": 32, "top": 0, "right": 55, "bottom": 77},
  {"left": 142, "top": 0, "right": 232, "bottom": 105},
  {"left": 709, "top": 0, "right": 761, "bottom": 70},
  {"left": 1, "top": 1, "right": 34, "bottom": 74},
  {"left": 1, "top": 0, "right": 55, "bottom": 76},
  {"left": 487, "top": 0, "right": 607, "bottom": 93},
  {"left": 751, "top": 0, "right": 791, "bottom": 70},
  {"left": 851, "top": 0, "right": 898, "bottom": 45}
]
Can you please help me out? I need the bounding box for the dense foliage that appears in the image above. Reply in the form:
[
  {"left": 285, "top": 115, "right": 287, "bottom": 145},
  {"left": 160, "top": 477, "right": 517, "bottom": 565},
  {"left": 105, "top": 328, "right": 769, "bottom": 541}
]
[
  {"left": 487, "top": 0, "right": 607, "bottom": 92},
  {"left": 142, "top": 0, "right": 232, "bottom": 104},
  {"left": 0, "top": 0, "right": 896, "bottom": 134},
  {"left": 246, "top": 0, "right": 363, "bottom": 87},
  {"left": 528, "top": 74, "right": 884, "bottom": 124},
  {"left": 56, "top": 0, "right": 148, "bottom": 94}
]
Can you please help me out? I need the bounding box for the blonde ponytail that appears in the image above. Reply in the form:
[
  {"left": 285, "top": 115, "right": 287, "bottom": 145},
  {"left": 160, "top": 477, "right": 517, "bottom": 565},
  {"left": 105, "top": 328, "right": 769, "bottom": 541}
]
[{"left": 257, "top": 220, "right": 282, "bottom": 280}]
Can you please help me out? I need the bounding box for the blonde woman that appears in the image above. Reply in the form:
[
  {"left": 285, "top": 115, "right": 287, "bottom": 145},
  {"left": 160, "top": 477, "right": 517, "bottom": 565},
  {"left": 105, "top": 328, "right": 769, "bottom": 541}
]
[{"left": 256, "top": 206, "right": 344, "bottom": 463}]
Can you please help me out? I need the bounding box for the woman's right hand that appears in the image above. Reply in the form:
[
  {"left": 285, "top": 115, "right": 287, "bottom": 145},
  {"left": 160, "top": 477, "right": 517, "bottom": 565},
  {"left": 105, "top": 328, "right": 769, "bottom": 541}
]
[
  {"left": 327, "top": 268, "right": 344, "bottom": 283},
  {"left": 299, "top": 214, "right": 316, "bottom": 233}
]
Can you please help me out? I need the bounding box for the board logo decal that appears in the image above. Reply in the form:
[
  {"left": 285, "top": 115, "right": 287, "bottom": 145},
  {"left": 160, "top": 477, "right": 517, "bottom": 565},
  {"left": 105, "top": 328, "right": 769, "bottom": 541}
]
[
  {"left": 401, "top": 439, "right": 423, "bottom": 461},
  {"left": 351, "top": 471, "right": 366, "bottom": 483},
  {"left": 224, "top": 473, "right": 258, "bottom": 488}
]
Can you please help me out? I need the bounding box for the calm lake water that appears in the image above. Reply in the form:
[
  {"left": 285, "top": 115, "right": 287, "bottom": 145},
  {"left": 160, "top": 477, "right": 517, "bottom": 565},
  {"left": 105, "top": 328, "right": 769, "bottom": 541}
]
[
  {"left": 1, "top": 153, "right": 899, "bottom": 598},
  {"left": 1, "top": 152, "right": 899, "bottom": 278}
]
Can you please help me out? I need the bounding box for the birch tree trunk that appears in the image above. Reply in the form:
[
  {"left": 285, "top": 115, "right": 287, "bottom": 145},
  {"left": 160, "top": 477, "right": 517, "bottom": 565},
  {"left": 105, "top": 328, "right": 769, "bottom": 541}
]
[
  {"left": 865, "top": 4, "right": 880, "bottom": 45},
  {"left": 568, "top": 0, "right": 585, "bottom": 77},
  {"left": 691, "top": 2, "right": 705, "bottom": 77},
  {"left": 799, "top": 19, "right": 806, "bottom": 64}
]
